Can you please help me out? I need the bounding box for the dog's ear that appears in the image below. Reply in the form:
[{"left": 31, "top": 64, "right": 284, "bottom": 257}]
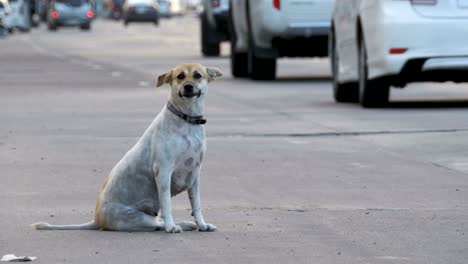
[
  {"left": 157, "top": 71, "right": 172, "bottom": 87},
  {"left": 205, "top": 67, "right": 222, "bottom": 82}
]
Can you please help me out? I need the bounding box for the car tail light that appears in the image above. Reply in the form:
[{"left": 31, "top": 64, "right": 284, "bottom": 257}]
[
  {"left": 389, "top": 48, "right": 408, "bottom": 54},
  {"left": 51, "top": 11, "right": 59, "bottom": 19},
  {"left": 108, "top": 2, "right": 114, "bottom": 9},
  {"left": 86, "top": 10, "right": 94, "bottom": 18},
  {"left": 273, "top": 0, "right": 280, "bottom": 10},
  {"left": 211, "top": 0, "right": 219, "bottom": 8},
  {"left": 150, "top": 5, "right": 157, "bottom": 11},
  {"left": 411, "top": 0, "right": 437, "bottom": 5},
  {"left": 127, "top": 6, "right": 134, "bottom": 11}
]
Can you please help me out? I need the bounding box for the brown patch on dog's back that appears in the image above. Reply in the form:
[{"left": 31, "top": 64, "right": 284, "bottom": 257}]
[{"left": 94, "top": 175, "right": 110, "bottom": 229}]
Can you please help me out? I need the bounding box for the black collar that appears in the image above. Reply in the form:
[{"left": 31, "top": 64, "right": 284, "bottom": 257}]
[{"left": 166, "top": 102, "right": 206, "bottom": 125}]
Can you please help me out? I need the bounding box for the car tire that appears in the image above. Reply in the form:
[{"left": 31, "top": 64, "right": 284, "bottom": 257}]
[
  {"left": 19, "top": 27, "right": 30, "bottom": 33},
  {"left": 358, "top": 33, "right": 390, "bottom": 108},
  {"left": 80, "top": 23, "right": 91, "bottom": 30},
  {"left": 124, "top": 20, "right": 129, "bottom": 26},
  {"left": 330, "top": 28, "right": 358, "bottom": 103},
  {"left": 154, "top": 19, "right": 159, "bottom": 26},
  {"left": 228, "top": 8, "right": 248, "bottom": 78},
  {"left": 47, "top": 22, "right": 57, "bottom": 31},
  {"left": 247, "top": 46, "right": 276, "bottom": 81},
  {"left": 200, "top": 12, "right": 220, "bottom": 57},
  {"left": 247, "top": 31, "right": 276, "bottom": 80}
]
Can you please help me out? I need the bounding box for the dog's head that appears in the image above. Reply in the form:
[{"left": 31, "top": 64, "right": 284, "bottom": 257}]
[{"left": 156, "top": 63, "right": 222, "bottom": 99}]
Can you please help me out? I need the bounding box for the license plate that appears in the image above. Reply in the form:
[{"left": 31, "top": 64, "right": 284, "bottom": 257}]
[{"left": 459, "top": 0, "right": 468, "bottom": 8}]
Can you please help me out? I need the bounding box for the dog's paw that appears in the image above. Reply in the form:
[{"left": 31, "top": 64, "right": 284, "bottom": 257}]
[
  {"left": 198, "top": 223, "right": 217, "bottom": 232},
  {"left": 165, "top": 223, "right": 183, "bottom": 233}
]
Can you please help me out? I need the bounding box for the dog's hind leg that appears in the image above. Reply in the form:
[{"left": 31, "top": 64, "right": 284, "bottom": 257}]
[{"left": 102, "top": 204, "right": 165, "bottom": 231}]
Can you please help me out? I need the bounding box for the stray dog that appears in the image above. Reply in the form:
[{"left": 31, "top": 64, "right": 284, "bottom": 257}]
[{"left": 32, "top": 63, "right": 222, "bottom": 233}]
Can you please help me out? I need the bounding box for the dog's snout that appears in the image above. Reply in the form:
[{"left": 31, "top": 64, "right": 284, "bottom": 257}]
[{"left": 184, "top": 83, "right": 194, "bottom": 91}]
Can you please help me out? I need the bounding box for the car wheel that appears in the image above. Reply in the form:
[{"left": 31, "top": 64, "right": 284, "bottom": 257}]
[
  {"left": 247, "top": 31, "right": 276, "bottom": 80},
  {"left": 154, "top": 19, "right": 159, "bottom": 26},
  {"left": 228, "top": 9, "right": 248, "bottom": 78},
  {"left": 330, "top": 28, "right": 358, "bottom": 103},
  {"left": 200, "top": 12, "right": 220, "bottom": 56},
  {"left": 124, "top": 20, "right": 129, "bottom": 26},
  {"left": 80, "top": 23, "right": 91, "bottom": 30},
  {"left": 47, "top": 22, "right": 57, "bottom": 31},
  {"left": 358, "top": 33, "right": 390, "bottom": 108},
  {"left": 19, "top": 27, "right": 30, "bottom": 33}
]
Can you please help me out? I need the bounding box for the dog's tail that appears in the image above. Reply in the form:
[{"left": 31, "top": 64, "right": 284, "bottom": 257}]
[{"left": 31, "top": 220, "right": 99, "bottom": 230}]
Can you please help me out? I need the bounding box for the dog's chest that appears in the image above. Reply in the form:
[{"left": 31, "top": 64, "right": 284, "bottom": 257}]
[{"left": 170, "top": 133, "right": 205, "bottom": 195}]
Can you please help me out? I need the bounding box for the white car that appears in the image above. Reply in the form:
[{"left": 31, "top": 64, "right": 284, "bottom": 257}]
[
  {"left": 169, "top": 0, "right": 186, "bottom": 16},
  {"left": 230, "top": 0, "right": 334, "bottom": 80},
  {"left": 331, "top": 0, "right": 468, "bottom": 107},
  {"left": 2, "top": 0, "right": 31, "bottom": 32}
]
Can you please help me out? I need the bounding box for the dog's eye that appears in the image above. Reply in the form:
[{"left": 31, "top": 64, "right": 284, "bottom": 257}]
[
  {"left": 193, "top": 73, "right": 202, "bottom": 79},
  {"left": 176, "top": 73, "right": 185, "bottom": 80}
]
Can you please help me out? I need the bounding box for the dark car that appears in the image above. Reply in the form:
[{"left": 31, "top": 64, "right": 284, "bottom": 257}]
[
  {"left": 123, "top": 0, "right": 158, "bottom": 26},
  {"left": 47, "top": 0, "right": 95, "bottom": 30},
  {"left": 108, "top": 0, "right": 124, "bottom": 19},
  {"left": 200, "top": 0, "right": 230, "bottom": 57}
]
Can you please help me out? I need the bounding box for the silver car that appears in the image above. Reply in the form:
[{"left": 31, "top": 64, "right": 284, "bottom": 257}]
[{"left": 47, "top": 0, "right": 94, "bottom": 30}]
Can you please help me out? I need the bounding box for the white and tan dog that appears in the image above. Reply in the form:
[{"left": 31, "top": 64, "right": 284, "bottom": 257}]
[{"left": 32, "top": 63, "right": 221, "bottom": 233}]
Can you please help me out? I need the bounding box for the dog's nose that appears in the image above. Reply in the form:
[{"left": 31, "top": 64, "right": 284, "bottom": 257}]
[{"left": 184, "top": 83, "right": 194, "bottom": 92}]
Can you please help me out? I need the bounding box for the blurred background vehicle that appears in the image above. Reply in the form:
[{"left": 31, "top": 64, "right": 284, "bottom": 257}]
[
  {"left": 157, "top": 0, "right": 169, "bottom": 17},
  {"left": 230, "top": 0, "right": 334, "bottom": 80},
  {"left": 3, "top": 0, "right": 32, "bottom": 32},
  {"left": 46, "top": 0, "right": 95, "bottom": 31},
  {"left": 123, "top": 0, "right": 159, "bottom": 26},
  {"left": 168, "top": 0, "right": 185, "bottom": 16},
  {"left": 108, "top": 0, "right": 124, "bottom": 19},
  {"left": 200, "top": 0, "right": 229, "bottom": 57},
  {"left": 38, "top": 0, "right": 50, "bottom": 22},
  {"left": 331, "top": 0, "right": 468, "bottom": 108}
]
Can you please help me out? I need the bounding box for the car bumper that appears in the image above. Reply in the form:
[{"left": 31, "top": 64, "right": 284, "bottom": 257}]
[
  {"left": 250, "top": 1, "right": 332, "bottom": 48},
  {"left": 364, "top": 2, "right": 468, "bottom": 80},
  {"left": 55, "top": 17, "right": 90, "bottom": 26},
  {"left": 125, "top": 11, "right": 158, "bottom": 21}
]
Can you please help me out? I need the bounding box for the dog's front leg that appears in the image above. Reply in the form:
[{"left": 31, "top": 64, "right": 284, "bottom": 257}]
[
  {"left": 188, "top": 176, "right": 216, "bottom": 232},
  {"left": 155, "top": 166, "right": 182, "bottom": 233}
]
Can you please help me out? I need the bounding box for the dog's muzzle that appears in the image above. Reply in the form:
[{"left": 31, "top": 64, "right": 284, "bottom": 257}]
[{"left": 179, "top": 83, "right": 201, "bottom": 98}]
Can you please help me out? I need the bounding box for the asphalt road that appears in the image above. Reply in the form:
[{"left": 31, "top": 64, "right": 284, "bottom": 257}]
[{"left": 1, "top": 15, "right": 468, "bottom": 264}]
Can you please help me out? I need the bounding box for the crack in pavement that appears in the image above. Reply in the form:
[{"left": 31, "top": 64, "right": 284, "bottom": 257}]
[{"left": 209, "top": 128, "right": 468, "bottom": 138}]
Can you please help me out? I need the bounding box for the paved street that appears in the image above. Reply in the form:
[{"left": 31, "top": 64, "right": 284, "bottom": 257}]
[{"left": 1, "top": 15, "right": 468, "bottom": 263}]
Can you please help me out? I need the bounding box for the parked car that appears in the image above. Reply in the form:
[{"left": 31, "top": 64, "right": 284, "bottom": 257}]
[
  {"left": 157, "top": 0, "right": 169, "bottom": 17},
  {"left": 331, "top": 0, "right": 468, "bottom": 107},
  {"left": 230, "top": 0, "right": 334, "bottom": 80},
  {"left": 47, "top": 0, "right": 95, "bottom": 31},
  {"left": 123, "top": 0, "right": 159, "bottom": 25},
  {"left": 3, "top": 0, "right": 31, "bottom": 32},
  {"left": 200, "top": 0, "right": 229, "bottom": 56},
  {"left": 168, "top": 0, "right": 185, "bottom": 16},
  {"left": 108, "top": 0, "right": 124, "bottom": 19}
]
